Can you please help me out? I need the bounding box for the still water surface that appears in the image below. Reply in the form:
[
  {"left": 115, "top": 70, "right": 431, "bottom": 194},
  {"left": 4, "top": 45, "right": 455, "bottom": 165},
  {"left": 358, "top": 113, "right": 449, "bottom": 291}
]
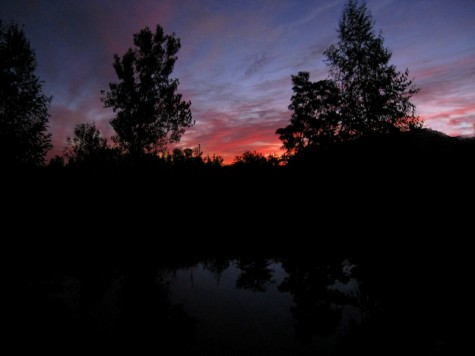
[
  {"left": 15, "top": 254, "right": 455, "bottom": 354},
  {"left": 168, "top": 259, "right": 359, "bottom": 355}
]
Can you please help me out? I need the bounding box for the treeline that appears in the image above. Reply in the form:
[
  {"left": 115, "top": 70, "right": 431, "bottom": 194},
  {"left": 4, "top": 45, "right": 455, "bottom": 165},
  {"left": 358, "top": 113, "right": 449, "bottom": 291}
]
[
  {"left": 46, "top": 126, "right": 474, "bottom": 174},
  {"left": 2, "top": 1, "right": 474, "bottom": 175},
  {"left": 2, "top": 1, "right": 474, "bottom": 254}
]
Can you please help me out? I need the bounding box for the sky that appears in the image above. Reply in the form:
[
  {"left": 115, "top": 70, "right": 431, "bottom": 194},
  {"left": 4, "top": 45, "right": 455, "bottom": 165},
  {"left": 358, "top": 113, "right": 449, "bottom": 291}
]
[{"left": 1, "top": 0, "right": 474, "bottom": 163}]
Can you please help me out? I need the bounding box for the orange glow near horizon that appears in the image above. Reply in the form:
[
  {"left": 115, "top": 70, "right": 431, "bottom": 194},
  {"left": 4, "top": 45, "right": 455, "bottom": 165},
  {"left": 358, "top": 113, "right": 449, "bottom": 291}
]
[{"left": 21, "top": 0, "right": 472, "bottom": 163}]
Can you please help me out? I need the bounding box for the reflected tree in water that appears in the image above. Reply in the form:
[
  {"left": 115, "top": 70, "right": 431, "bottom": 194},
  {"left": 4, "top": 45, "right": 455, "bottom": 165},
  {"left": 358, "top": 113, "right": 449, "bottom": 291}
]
[
  {"left": 278, "top": 256, "right": 354, "bottom": 344},
  {"left": 336, "top": 253, "right": 458, "bottom": 355},
  {"left": 17, "top": 264, "right": 197, "bottom": 354},
  {"left": 14, "top": 254, "right": 462, "bottom": 355},
  {"left": 203, "top": 257, "right": 231, "bottom": 286},
  {"left": 117, "top": 265, "right": 198, "bottom": 353},
  {"left": 236, "top": 257, "right": 274, "bottom": 292}
]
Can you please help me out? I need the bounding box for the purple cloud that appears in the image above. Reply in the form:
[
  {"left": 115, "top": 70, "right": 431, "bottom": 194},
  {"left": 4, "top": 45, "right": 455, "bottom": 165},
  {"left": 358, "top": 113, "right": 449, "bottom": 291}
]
[{"left": 1, "top": 0, "right": 474, "bottom": 162}]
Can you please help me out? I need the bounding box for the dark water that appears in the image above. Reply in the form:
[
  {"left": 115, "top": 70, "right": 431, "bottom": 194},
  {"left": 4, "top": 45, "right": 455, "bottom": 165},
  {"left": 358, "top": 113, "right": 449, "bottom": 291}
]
[
  {"left": 10, "top": 254, "right": 461, "bottom": 355},
  {"left": 169, "top": 260, "right": 360, "bottom": 355}
]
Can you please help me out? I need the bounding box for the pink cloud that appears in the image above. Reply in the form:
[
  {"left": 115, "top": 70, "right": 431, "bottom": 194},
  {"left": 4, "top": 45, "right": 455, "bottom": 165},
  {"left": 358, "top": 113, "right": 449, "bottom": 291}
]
[
  {"left": 408, "top": 54, "right": 475, "bottom": 137},
  {"left": 4, "top": 0, "right": 472, "bottom": 163},
  {"left": 420, "top": 103, "right": 475, "bottom": 137},
  {"left": 177, "top": 109, "right": 288, "bottom": 164}
]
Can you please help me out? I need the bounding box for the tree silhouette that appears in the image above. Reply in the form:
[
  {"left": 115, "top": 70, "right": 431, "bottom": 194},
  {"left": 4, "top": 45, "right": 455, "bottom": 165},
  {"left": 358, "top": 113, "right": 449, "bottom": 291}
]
[
  {"left": 325, "top": 0, "right": 421, "bottom": 137},
  {"left": 276, "top": 74, "right": 341, "bottom": 154},
  {"left": 236, "top": 257, "right": 274, "bottom": 292},
  {"left": 166, "top": 145, "right": 204, "bottom": 167},
  {"left": 232, "top": 150, "right": 281, "bottom": 168},
  {"left": 203, "top": 257, "right": 231, "bottom": 285},
  {"left": 0, "top": 21, "right": 52, "bottom": 166},
  {"left": 279, "top": 256, "right": 352, "bottom": 344},
  {"left": 65, "top": 122, "right": 108, "bottom": 164},
  {"left": 233, "top": 151, "right": 267, "bottom": 166},
  {"left": 102, "top": 24, "right": 193, "bottom": 156},
  {"left": 277, "top": 0, "right": 421, "bottom": 154},
  {"left": 203, "top": 153, "right": 224, "bottom": 168}
]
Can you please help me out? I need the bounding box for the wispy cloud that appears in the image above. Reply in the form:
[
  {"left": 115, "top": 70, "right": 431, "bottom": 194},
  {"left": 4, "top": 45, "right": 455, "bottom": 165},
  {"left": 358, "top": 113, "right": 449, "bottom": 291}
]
[
  {"left": 242, "top": 53, "right": 273, "bottom": 78},
  {"left": 1, "top": 0, "right": 474, "bottom": 160}
]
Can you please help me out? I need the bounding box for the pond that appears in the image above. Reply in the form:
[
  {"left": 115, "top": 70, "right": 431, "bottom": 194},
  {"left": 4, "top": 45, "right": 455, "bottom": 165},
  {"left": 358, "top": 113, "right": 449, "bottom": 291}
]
[
  {"left": 169, "top": 259, "right": 359, "bottom": 355},
  {"left": 13, "top": 254, "right": 456, "bottom": 355}
]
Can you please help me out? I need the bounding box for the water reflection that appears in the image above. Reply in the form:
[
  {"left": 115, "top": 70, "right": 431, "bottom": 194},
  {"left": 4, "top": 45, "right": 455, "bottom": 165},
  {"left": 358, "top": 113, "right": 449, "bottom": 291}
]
[
  {"left": 202, "top": 257, "right": 231, "bottom": 286},
  {"left": 16, "top": 263, "right": 197, "bottom": 354},
  {"left": 171, "top": 260, "right": 300, "bottom": 355},
  {"left": 14, "top": 254, "right": 455, "bottom": 354},
  {"left": 170, "top": 257, "right": 359, "bottom": 355},
  {"left": 236, "top": 257, "right": 274, "bottom": 292},
  {"left": 278, "top": 257, "right": 357, "bottom": 345}
]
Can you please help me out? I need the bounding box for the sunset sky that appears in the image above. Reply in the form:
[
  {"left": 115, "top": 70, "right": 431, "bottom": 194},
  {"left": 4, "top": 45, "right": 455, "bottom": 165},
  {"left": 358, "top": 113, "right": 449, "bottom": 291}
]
[{"left": 1, "top": 0, "right": 474, "bottom": 163}]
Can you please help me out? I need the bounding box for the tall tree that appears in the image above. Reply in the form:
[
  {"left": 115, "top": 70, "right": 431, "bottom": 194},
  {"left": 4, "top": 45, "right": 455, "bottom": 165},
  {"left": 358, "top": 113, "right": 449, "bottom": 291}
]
[
  {"left": 0, "top": 21, "right": 52, "bottom": 166},
  {"left": 102, "top": 24, "right": 193, "bottom": 156},
  {"left": 324, "top": 0, "right": 421, "bottom": 138},
  {"left": 277, "top": 0, "right": 421, "bottom": 154}
]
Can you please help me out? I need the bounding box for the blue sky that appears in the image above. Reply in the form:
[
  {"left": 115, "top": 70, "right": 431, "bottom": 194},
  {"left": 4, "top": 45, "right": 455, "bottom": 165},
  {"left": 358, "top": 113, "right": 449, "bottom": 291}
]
[{"left": 1, "top": 0, "right": 474, "bottom": 162}]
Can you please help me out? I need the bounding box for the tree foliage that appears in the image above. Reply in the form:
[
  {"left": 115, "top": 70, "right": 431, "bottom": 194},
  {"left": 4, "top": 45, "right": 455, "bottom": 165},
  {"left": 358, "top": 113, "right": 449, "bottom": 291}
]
[
  {"left": 203, "top": 154, "right": 224, "bottom": 168},
  {"left": 233, "top": 151, "right": 281, "bottom": 168},
  {"left": 0, "top": 21, "right": 52, "bottom": 166},
  {"left": 102, "top": 24, "right": 193, "bottom": 156},
  {"left": 276, "top": 73, "right": 341, "bottom": 154},
  {"left": 165, "top": 145, "right": 204, "bottom": 167},
  {"left": 325, "top": 0, "right": 421, "bottom": 137},
  {"left": 277, "top": 0, "right": 421, "bottom": 154},
  {"left": 66, "top": 122, "right": 108, "bottom": 164}
]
